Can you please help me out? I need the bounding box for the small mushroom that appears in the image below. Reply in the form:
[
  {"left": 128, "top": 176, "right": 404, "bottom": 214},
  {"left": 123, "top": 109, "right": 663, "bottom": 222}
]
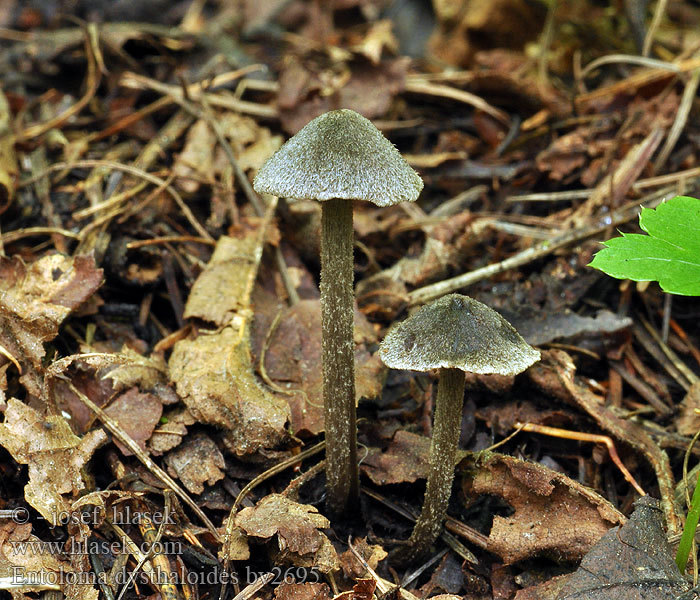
[
  {"left": 379, "top": 294, "right": 540, "bottom": 560},
  {"left": 254, "top": 109, "right": 423, "bottom": 516}
]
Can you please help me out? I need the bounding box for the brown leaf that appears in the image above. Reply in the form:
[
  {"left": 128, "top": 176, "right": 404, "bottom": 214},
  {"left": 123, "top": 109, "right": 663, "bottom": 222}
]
[
  {"left": 236, "top": 494, "right": 339, "bottom": 572},
  {"left": 274, "top": 582, "right": 332, "bottom": 600},
  {"left": 148, "top": 407, "right": 196, "bottom": 455},
  {"left": 675, "top": 381, "right": 700, "bottom": 436},
  {"left": 462, "top": 452, "right": 626, "bottom": 564},
  {"left": 0, "top": 89, "right": 18, "bottom": 213},
  {"left": 173, "top": 118, "right": 216, "bottom": 194},
  {"left": 555, "top": 497, "right": 689, "bottom": 599},
  {"left": 164, "top": 432, "right": 225, "bottom": 495},
  {"left": 339, "top": 538, "right": 387, "bottom": 580},
  {"left": 362, "top": 430, "right": 468, "bottom": 486},
  {"left": 169, "top": 327, "right": 289, "bottom": 455},
  {"left": 0, "top": 254, "right": 103, "bottom": 396},
  {"left": 258, "top": 299, "right": 384, "bottom": 436},
  {"left": 0, "top": 399, "right": 107, "bottom": 525},
  {"left": 103, "top": 388, "right": 163, "bottom": 456},
  {"left": 0, "top": 521, "right": 77, "bottom": 592},
  {"left": 171, "top": 227, "right": 290, "bottom": 454}
]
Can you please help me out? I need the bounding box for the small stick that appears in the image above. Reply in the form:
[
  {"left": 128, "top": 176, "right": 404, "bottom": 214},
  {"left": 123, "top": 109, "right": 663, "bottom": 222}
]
[{"left": 515, "top": 421, "right": 646, "bottom": 496}]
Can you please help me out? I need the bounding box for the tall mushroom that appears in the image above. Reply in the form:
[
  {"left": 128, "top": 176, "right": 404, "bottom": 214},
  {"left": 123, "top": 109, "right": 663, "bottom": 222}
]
[
  {"left": 379, "top": 294, "right": 540, "bottom": 560},
  {"left": 254, "top": 109, "right": 423, "bottom": 516}
]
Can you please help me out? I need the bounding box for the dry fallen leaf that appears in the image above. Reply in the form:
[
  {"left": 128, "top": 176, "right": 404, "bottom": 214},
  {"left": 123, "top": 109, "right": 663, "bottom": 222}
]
[
  {"left": 274, "top": 581, "right": 332, "bottom": 600},
  {"left": 462, "top": 452, "right": 626, "bottom": 564},
  {"left": 170, "top": 228, "right": 290, "bottom": 454},
  {"left": 363, "top": 430, "right": 468, "bottom": 486},
  {"left": 164, "top": 432, "right": 225, "bottom": 494},
  {"left": 236, "top": 494, "right": 339, "bottom": 573},
  {"left": 339, "top": 537, "right": 387, "bottom": 580},
  {"left": 257, "top": 299, "right": 384, "bottom": 435},
  {"left": 103, "top": 387, "right": 163, "bottom": 456},
  {"left": 0, "top": 521, "right": 78, "bottom": 592},
  {"left": 169, "top": 328, "right": 289, "bottom": 455},
  {"left": 0, "top": 254, "right": 103, "bottom": 397},
  {"left": 0, "top": 399, "right": 106, "bottom": 524}
]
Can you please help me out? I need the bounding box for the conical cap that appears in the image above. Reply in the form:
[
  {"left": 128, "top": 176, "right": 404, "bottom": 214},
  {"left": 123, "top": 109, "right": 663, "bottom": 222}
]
[
  {"left": 379, "top": 294, "right": 540, "bottom": 375},
  {"left": 253, "top": 109, "right": 423, "bottom": 207}
]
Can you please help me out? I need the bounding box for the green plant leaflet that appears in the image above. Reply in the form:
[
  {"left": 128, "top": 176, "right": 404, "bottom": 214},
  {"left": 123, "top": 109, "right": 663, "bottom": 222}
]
[{"left": 589, "top": 195, "right": 700, "bottom": 296}]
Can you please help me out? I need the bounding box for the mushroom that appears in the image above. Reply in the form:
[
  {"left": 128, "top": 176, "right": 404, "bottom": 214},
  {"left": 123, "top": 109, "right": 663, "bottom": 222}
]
[
  {"left": 379, "top": 294, "right": 540, "bottom": 560},
  {"left": 254, "top": 109, "right": 423, "bottom": 516}
]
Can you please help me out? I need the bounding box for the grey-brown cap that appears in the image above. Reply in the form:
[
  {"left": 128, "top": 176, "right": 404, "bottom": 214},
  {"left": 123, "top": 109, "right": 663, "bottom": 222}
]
[
  {"left": 253, "top": 109, "right": 423, "bottom": 207},
  {"left": 379, "top": 294, "right": 540, "bottom": 375}
]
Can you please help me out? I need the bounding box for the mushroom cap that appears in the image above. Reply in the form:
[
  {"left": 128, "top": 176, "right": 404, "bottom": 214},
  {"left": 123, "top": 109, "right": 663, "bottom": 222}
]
[
  {"left": 379, "top": 294, "right": 540, "bottom": 375},
  {"left": 253, "top": 109, "right": 423, "bottom": 207}
]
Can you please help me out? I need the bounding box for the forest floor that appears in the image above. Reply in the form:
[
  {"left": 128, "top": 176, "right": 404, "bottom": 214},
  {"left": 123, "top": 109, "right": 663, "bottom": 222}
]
[{"left": 1, "top": 1, "right": 700, "bottom": 599}]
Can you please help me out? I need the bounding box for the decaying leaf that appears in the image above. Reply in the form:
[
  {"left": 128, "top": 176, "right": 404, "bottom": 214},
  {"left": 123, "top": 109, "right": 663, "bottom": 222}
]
[
  {"left": 274, "top": 581, "right": 332, "bottom": 600},
  {"left": 169, "top": 327, "right": 289, "bottom": 455},
  {"left": 170, "top": 227, "right": 290, "bottom": 454},
  {"left": 0, "top": 399, "right": 107, "bottom": 525},
  {"left": 362, "top": 430, "right": 467, "bottom": 486},
  {"left": 103, "top": 346, "right": 169, "bottom": 392},
  {"left": 0, "top": 88, "right": 18, "bottom": 213},
  {"left": 173, "top": 118, "right": 217, "bottom": 194},
  {"left": 0, "top": 521, "right": 79, "bottom": 592},
  {"left": 339, "top": 538, "right": 387, "bottom": 580},
  {"left": 676, "top": 381, "right": 700, "bottom": 437},
  {"left": 462, "top": 452, "right": 626, "bottom": 564},
  {"left": 258, "top": 299, "right": 384, "bottom": 435},
  {"left": 0, "top": 254, "right": 103, "bottom": 396},
  {"left": 235, "top": 494, "right": 339, "bottom": 572},
  {"left": 164, "top": 432, "right": 225, "bottom": 494},
  {"left": 103, "top": 387, "right": 163, "bottom": 456},
  {"left": 149, "top": 407, "right": 196, "bottom": 455},
  {"left": 556, "top": 497, "right": 689, "bottom": 599}
]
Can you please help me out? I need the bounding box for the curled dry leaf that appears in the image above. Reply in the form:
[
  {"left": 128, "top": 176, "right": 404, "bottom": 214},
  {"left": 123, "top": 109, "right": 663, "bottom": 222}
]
[
  {"left": 0, "top": 254, "right": 103, "bottom": 397},
  {"left": 164, "top": 432, "right": 225, "bottom": 495},
  {"left": 173, "top": 118, "right": 216, "bottom": 194},
  {"left": 0, "top": 399, "right": 107, "bottom": 525},
  {"left": 171, "top": 230, "right": 290, "bottom": 454},
  {"left": 462, "top": 452, "right": 626, "bottom": 565},
  {"left": 103, "top": 346, "right": 169, "bottom": 392},
  {"left": 0, "top": 521, "right": 77, "bottom": 592},
  {"left": 339, "top": 537, "right": 387, "bottom": 580},
  {"left": 235, "top": 494, "right": 339, "bottom": 573}
]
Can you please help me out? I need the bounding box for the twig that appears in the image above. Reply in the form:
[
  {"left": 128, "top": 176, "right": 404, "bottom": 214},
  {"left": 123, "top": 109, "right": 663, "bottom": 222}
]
[
  {"left": 19, "top": 159, "right": 213, "bottom": 241},
  {"left": 407, "top": 188, "right": 672, "bottom": 306}
]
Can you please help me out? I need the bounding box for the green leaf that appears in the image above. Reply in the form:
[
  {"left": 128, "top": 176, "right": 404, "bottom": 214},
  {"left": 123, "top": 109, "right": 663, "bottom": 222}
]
[{"left": 589, "top": 196, "right": 700, "bottom": 296}]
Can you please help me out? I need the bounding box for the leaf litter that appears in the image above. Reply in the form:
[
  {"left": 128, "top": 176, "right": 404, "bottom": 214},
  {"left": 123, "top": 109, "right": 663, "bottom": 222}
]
[{"left": 2, "top": 1, "right": 700, "bottom": 598}]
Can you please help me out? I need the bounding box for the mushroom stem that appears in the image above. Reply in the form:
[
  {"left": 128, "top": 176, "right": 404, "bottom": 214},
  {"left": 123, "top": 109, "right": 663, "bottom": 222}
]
[
  {"left": 406, "top": 367, "right": 465, "bottom": 559},
  {"left": 321, "top": 197, "right": 359, "bottom": 516}
]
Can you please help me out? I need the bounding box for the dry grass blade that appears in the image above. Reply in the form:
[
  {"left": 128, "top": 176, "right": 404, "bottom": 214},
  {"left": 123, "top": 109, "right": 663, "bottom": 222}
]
[
  {"left": 20, "top": 25, "right": 101, "bottom": 140},
  {"left": 404, "top": 79, "right": 510, "bottom": 126}
]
